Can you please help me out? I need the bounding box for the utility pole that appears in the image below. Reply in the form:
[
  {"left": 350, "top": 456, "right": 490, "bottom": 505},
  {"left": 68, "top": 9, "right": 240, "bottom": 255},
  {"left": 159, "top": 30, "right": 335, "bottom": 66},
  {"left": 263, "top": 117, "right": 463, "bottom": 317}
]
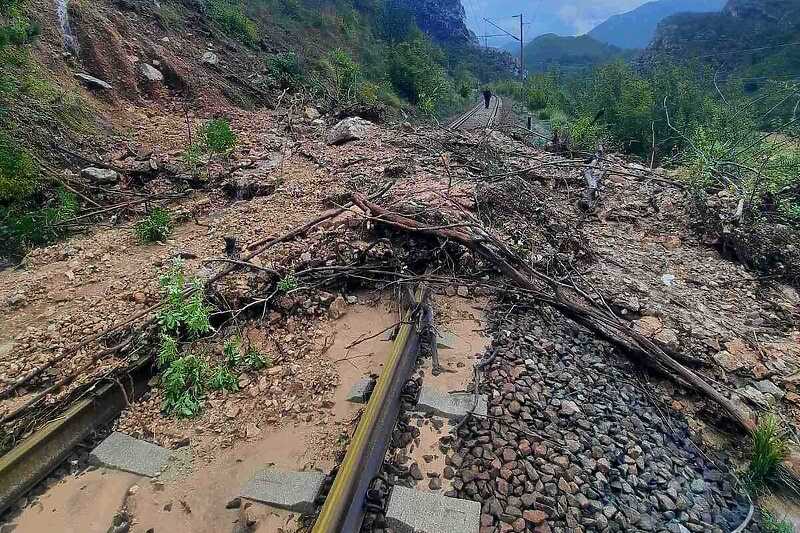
[
  {"left": 518, "top": 14, "right": 524, "bottom": 80},
  {"left": 483, "top": 16, "right": 527, "bottom": 80}
]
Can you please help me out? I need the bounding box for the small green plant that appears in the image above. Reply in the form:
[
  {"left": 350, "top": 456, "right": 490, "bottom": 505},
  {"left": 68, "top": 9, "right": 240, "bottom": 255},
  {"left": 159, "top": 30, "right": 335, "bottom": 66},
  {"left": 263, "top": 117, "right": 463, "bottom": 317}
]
[
  {"left": 277, "top": 273, "right": 298, "bottom": 293},
  {"left": 158, "top": 333, "right": 179, "bottom": 368},
  {"left": 223, "top": 336, "right": 241, "bottom": 368},
  {"left": 158, "top": 260, "right": 213, "bottom": 337},
  {"left": 762, "top": 510, "right": 795, "bottom": 533},
  {"left": 244, "top": 347, "right": 271, "bottom": 370},
  {"left": 207, "top": 365, "right": 238, "bottom": 392},
  {"left": 135, "top": 208, "right": 172, "bottom": 243},
  {"left": 205, "top": 0, "right": 258, "bottom": 45},
  {"left": 746, "top": 414, "right": 789, "bottom": 492},
  {"left": 161, "top": 355, "right": 209, "bottom": 418},
  {"left": 203, "top": 119, "right": 237, "bottom": 154},
  {"left": 1, "top": 188, "right": 78, "bottom": 254}
]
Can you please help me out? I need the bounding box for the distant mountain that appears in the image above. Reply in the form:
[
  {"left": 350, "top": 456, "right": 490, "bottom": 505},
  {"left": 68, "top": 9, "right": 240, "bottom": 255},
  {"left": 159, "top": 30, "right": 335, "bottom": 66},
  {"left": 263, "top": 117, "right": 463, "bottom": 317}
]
[
  {"left": 645, "top": 0, "right": 800, "bottom": 71},
  {"left": 523, "top": 33, "right": 630, "bottom": 72},
  {"left": 588, "top": 0, "right": 726, "bottom": 49}
]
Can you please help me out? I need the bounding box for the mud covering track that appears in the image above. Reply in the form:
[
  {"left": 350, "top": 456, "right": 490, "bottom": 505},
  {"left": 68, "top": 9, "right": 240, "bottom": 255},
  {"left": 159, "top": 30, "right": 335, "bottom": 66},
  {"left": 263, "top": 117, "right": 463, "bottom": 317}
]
[{"left": 450, "top": 302, "right": 753, "bottom": 533}]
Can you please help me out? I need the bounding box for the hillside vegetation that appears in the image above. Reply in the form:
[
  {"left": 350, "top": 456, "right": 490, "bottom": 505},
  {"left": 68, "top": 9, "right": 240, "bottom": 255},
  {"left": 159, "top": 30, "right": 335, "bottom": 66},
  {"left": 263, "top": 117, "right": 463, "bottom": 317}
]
[{"left": 0, "top": 0, "right": 510, "bottom": 259}]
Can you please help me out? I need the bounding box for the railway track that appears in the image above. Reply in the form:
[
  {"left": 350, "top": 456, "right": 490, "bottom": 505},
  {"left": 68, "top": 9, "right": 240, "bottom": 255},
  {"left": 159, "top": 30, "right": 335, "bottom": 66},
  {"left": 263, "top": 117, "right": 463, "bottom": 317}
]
[
  {"left": 448, "top": 95, "right": 502, "bottom": 131},
  {"left": 0, "top": 286, "right": 438, "bottom": 532}
]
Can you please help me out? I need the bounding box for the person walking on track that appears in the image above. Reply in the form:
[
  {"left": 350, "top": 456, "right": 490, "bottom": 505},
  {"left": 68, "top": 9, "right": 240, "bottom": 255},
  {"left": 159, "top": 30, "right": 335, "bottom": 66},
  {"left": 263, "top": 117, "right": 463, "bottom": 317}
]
[{"left": 482, "top": 88, "right": 492, "bottom": 109}]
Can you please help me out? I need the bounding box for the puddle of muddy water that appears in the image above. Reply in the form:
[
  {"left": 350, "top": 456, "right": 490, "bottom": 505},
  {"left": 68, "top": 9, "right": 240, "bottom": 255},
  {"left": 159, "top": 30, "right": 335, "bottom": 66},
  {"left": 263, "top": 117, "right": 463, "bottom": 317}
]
[{"left": 8, "top": 295, "right": 400, "bottom": 533}]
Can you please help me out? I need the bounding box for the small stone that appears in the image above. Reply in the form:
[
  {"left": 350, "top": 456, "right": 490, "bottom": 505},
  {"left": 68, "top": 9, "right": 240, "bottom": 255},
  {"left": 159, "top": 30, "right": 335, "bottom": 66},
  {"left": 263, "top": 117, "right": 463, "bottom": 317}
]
[
  {"left": 457, "top": 286, "right": 470, "bottom": 297},
  {"left": 755, "top": 380, "right": 784, "bottom": 399},
  {"left": 690, "top": 479, "right": 705, "bottom": 493},
  {"left": 81, "top": 167, "right": 120, "bottom": 184},
  {"left": 524, "top": 510, "right": 546, "bottom": 525},
  {"left": 428, "top": 476, "right": 442, "bottom": 490},
  {"left": 139, "top": 63, "right": 164, "bottom": 82},
  {"left": 409, "top": 462, "right": 424, "bottom": 481},
  {"left": 202, "top": 51, "right": 219, "bottom": 65},
  {"left": 328, "top": 296, "right": 348, "bottom": 320},
  {"left": 226, "top": 497, "right": 241, "bottom": 509},
  {"left": 559, "top": 400, "right": 580, "bottom": 416}
]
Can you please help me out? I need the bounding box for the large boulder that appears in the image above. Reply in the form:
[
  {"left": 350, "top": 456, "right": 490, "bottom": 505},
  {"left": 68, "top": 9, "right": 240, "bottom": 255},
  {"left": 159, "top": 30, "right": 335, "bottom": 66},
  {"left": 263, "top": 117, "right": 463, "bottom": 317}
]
[{"left": 326, "top": 117, "right": 371, "bottom": 145}]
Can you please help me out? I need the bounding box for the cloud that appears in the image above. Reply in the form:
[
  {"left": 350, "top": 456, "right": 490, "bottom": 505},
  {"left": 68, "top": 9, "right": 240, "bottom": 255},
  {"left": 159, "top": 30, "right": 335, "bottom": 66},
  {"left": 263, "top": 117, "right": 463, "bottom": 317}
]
[{"left": 463, "top": 0, "right": 649, "bottom": 37}]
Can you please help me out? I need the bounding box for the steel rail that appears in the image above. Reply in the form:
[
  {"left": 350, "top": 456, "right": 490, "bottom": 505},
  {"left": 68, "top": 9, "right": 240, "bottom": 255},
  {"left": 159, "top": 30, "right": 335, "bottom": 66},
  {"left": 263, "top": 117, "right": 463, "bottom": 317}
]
[
  {"left": 312, "top": 286, "right": 428, "bottom": 533},
  {"left": 449, "top": 102, "right": 482, "bottom": 130},
  {"left": 0, "top": 354, "right": 153, "bottom": 515}
]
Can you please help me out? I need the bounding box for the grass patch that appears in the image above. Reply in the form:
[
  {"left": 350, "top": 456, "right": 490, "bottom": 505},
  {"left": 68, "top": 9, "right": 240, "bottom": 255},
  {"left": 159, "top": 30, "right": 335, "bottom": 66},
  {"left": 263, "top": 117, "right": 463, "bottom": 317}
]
[
  {"left": 0, "top": 132, "right": 38, "bottom": 202},
  {"left": 746, "top": 414, "right": 789, "bottom": 492},
  {"left": 0, "top": 188, "right": 78, "bottom": 255},
  {"left": 762, "top": 511, "right": 795, "bottom": 533},
  {"left": 134, "top": 207, "right": 172, "bottom": 243}
]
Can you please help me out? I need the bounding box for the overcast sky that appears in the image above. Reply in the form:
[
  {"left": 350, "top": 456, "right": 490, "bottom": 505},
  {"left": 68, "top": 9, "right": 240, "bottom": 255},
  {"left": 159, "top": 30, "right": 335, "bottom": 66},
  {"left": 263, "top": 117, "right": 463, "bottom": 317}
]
[{"left": 461, "top": 0, "right": 650, "bottom": 41}]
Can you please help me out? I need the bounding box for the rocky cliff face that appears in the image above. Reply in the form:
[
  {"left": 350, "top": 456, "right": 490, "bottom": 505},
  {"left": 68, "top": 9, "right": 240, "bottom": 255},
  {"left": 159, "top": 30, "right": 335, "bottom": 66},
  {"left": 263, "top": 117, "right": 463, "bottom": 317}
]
[
  {"left": 394, "top": 0, "right": 476, "bottom": 44},
  {"left": 645, "top": 0, "right": 800, "bottom": 65}
]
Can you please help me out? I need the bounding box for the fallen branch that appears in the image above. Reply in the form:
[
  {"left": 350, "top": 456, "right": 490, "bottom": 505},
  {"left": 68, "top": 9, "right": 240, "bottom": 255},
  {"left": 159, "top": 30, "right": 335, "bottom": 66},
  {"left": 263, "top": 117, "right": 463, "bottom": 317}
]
[{"left": 352, "top": 194, "right": 759, "bottom": 439}]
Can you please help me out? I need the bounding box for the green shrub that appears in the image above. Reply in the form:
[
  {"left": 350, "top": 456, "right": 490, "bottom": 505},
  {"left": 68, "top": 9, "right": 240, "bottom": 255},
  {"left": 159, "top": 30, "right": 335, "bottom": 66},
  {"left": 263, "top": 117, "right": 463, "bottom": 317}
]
[
  {"left": 0, "top": 188, "right": 77, "bottom": 254},
  {"left": 387, "top": 37, "right": 450, "bottom": 108},
  {"left": 567, "top": 113, "right": 607, "bottom": 151},
  {"left": 134, "top": 207, "right": 172, "bottom": 243},
  {"left": 266, "top": 52, "right": 304, "bottom": 90},
  {"left": 158, "top": 334, "right": 179, "bottom": 368},
  {"left": 762, "top": 510, "right": 795, "bottom": 533},
  {"left": 746, "top": 414, "right": 788, "bottom": 492},
  {"left": 203, "top": 118, "right": 237, "bottom": 154},
  {"left": 158, "top": 260, "right": 212, "bottom": 337},
  {"left": 0, "top": 132, "right": 38, "bottom": 202},
  {"left": 162, "top": 355, "right": 209, "bottom": 418},
  {"left": 205, "top": 0, "right": 258, "bottom": 45},
  {"left": 223, "top": 336, "right": 241, "bottom": 368},
  {"left": 207, "top": 366, "right": 238, "bottom": 391}
]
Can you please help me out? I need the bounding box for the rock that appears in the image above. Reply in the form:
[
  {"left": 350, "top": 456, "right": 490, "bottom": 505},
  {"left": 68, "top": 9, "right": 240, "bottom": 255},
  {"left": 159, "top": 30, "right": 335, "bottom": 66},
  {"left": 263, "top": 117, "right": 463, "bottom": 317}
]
[
  {"left": 245, "top": 423, "right": 262, "bottom": 438},
  {"left": 326, "top": 117, "right": 371, "bottom": 145},
  {"left": 457, "top": 286, "right": 470, "bottom": 298},
  {"left": 655, "top": 327, "right": 680, "bottom": 350},
  {"left": 225, "top": 405, "right": 241, "bottom": 419},
  {"left": 6, "top": 293, "right": 26, "bottom": 307},
  {"left": 75, "top": 73, "right": 113, "bottom": 90},
  {"left": 226, "top": 497, "right": 242, "bottom": 509},
  {"left": 690, "top": 479, "right": 705, "bottom": 493},
  {"left": 139, "top": 63, "right": 164, "bottom": 82},
  {"left": 524, "top": 510, "right": 547, "bottom": 525},
  {"left": 409, "top": 462, "right": 424, "bottom": 481},
  {"left": 634, "top": 316, "right": 663, "bottom": 337},
  {"left": 304, "top": 106, "right": 321, "bottom": 120},
  {"left": 429, "top": 476, "right": 442, "bottom": 490},
  {"left": 559, "top": 400, "right": 580, "bottom": 416},
  {"left": 202, "top": 51, "right": 219, "bottom": 65},
  {"left": 328, "top": 296, "right": 348, "bottom": 320},
  {"left": 81, "top": 167, "right": 120, "bottom": 184},
  {"left": 755, "top": 379, "right": 784, "bottom": 399},
  {"left": 402, "top": 121, "right": 413, "bottom": 132}
]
